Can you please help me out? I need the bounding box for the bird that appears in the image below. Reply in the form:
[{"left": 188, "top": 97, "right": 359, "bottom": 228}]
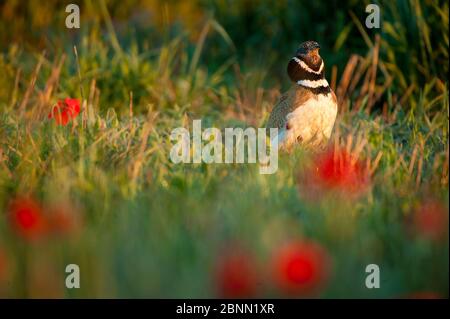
[{"left": 266, "top": 41, "right": 337, "bottom": 152}]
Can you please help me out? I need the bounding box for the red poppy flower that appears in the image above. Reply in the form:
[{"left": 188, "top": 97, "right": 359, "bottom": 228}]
[
  {"left": 405, "top": 291, "right": 443, "bottom": 299},
  {"left": 214, "top": 249, "right": 259, "bottom": 298},
  {"left": 412, "top": 201, "right": 448, "bottom": 241},
  {"left": 48, "top": 98, "right": 81, "bottom": 126},
  {"left": 0, "top": 248, "right": 7, "bottom": 283},
  {"left": 9, "top": 197, "right": 47, "bottom": 241},
  {"left": 298, "top": 148, "right": 369, "bottom": 199},
  {"left": 47, "top": 203, "right": 81, "bottom": 236},
  {"left": 272, "top": 241, "right": 331, "bottom": 296}
]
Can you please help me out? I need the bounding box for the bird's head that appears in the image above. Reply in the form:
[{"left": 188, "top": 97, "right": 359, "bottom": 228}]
[
  {"left": 296, "top": 41, "right": 321, "bottom": 66},
  {"left": 287, "top": 41, "right": 324, "bottom": 82}
]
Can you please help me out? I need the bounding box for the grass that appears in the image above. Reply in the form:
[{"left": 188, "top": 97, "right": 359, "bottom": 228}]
[{"left": 0, "top": 0, "right": 448, "bottom": 298}]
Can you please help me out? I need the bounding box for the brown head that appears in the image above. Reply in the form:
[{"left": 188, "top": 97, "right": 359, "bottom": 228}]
[{"left": 287, "top": 41, "right": 324, "bottom": 83}]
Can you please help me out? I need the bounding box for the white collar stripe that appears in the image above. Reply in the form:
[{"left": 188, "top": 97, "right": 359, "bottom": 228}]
[
  {"left": 297, "top": 79, "right": 329, "bottom": 88},
  {"left": 292, "top": 57, "right": 324, "bottom": 74}
]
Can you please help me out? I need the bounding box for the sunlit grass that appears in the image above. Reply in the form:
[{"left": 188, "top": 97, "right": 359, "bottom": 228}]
[{"left": 0, "top": 0, "right": 448, "bottom": 298}]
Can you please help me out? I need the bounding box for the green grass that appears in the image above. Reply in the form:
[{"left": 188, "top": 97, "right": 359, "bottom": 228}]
[{"left": 0, "top": 0, "right": 448, "bottom": 298}]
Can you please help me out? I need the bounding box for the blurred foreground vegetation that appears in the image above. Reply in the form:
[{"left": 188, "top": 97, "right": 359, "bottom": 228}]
[{"left": 0, "top": 0, "right": 448, "bottom": 298}]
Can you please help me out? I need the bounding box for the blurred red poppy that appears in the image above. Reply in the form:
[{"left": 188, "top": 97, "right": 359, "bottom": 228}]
[
  {"left": 406, "top": 291, "right": 443, "bottom": 299},
  {"left": 0, "top": 248, "right": 7, "bottom": 282},
  {"left": 48, "top": 98, "right": 81, "bottom": 126},
  {"left": 412, "top": 201, "right": 448, "bottom": 241},
  {"left": 47, "top": 203, "right": 82, "bottom": 236},
  {"left": 214, "top": 249, "right": 259, "bottom": 298},
  {"left": 9, "top": 197, "right": 47, "bottom": 241},
  {"left": 272, "top": 241, "right": 331, "bottom": 296},
  {"left": 298, "top": 148, "right": 369, "bottom": 199}
]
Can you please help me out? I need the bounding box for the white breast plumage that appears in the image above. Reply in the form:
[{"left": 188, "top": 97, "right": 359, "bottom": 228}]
[{"left": 272, "top": 93, "right": 337, "bottom": 151}]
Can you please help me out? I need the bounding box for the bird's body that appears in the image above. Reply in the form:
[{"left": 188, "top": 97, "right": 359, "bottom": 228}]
[{"left": 267, "top": 41, "right": 337, "bottom": 152}]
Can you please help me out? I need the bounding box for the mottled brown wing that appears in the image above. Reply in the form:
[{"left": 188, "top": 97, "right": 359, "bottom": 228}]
[
  {"left": 266, "top": 86, "right": 313, "bottom": 130},
  {"left": 266, "top": 91, "right": 291, "bottom": 130}
]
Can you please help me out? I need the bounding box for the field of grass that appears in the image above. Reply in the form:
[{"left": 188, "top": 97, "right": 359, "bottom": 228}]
[{"left": 0, "top": 0, "right": 448, "bottom": 298}]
